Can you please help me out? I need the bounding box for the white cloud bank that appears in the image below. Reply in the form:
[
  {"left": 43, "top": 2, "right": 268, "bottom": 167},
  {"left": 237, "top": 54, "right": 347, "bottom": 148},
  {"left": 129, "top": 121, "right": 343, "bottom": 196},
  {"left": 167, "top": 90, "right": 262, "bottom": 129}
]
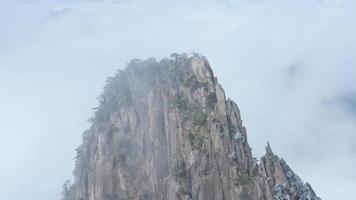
[{"left": 0, "top": 0, "right": 355, "bottom": 199}]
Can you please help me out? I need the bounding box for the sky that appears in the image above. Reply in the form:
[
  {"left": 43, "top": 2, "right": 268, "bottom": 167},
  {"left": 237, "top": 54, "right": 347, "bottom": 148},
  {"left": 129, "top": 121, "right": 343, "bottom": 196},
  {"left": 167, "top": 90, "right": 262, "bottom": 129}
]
[{"left": 0, "top": 0, "right": 355, "bottom": 199}]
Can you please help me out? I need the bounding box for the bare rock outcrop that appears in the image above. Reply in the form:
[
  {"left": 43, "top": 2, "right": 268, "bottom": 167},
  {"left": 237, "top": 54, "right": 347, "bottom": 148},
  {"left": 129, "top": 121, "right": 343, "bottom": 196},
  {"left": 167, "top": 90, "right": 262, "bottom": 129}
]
[{"left": 62, "top": 53, "right": 321, "bottom": 200}]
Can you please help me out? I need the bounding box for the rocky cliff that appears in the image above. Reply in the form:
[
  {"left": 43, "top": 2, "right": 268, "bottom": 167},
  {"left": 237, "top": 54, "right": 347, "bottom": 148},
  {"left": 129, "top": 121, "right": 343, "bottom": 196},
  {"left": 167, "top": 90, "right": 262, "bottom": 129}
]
[{"left": 62, "top": 53, "right": 321, "bottom": 200}]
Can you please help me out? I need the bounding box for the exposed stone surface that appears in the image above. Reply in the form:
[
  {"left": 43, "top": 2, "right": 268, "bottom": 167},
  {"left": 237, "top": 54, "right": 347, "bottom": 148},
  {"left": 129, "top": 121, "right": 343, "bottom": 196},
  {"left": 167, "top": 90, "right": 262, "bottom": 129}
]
[{"left": 62, "top": 53, "right": 321, "bottom": 200}]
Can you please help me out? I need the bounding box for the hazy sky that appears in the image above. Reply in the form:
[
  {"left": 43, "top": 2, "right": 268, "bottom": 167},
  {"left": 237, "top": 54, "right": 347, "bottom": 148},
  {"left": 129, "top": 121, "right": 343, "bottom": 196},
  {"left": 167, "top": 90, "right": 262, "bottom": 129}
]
[{"left": 0, "top": 0, "right": 355, "bottom": 199}]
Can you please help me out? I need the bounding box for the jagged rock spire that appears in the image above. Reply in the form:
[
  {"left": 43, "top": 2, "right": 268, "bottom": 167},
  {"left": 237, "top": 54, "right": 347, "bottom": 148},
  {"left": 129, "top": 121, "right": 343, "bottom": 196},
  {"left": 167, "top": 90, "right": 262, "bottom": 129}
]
[{"left": 266, "top": 142, "right": 274, "bottom": 155}]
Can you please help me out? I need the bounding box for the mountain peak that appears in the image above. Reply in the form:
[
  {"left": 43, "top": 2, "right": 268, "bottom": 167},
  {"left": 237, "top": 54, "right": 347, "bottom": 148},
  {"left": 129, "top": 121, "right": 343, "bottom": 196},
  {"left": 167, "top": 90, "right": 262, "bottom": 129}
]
[{"left": 62, "top": 53, "right": 320, "bottom": 200}]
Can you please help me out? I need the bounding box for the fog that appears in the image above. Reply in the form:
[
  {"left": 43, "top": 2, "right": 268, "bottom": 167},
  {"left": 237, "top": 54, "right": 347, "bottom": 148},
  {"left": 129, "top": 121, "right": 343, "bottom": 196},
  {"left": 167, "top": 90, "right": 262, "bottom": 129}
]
[{"left": 0, "top": 0, "right": 355, "bottom": 199}]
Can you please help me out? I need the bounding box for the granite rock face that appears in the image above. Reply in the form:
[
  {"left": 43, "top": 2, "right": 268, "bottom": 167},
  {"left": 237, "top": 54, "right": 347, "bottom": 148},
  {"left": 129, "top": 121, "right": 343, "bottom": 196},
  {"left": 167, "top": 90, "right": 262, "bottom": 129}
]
[{"left": 62, "top": 53, "right": 321, "bottom": 200}]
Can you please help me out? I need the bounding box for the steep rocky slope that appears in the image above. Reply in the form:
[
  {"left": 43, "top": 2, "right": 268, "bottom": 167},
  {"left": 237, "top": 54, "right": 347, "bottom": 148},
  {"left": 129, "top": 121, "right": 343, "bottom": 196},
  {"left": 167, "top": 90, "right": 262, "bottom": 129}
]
[{"left": 62, "top": 53, "right": 321, "bottom": 200}]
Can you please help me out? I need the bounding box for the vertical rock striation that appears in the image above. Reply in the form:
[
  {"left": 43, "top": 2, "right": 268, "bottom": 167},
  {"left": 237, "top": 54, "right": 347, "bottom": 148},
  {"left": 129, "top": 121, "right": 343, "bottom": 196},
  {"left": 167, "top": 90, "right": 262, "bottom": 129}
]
[{"left": 62, "top": 53, "right": 321, "bottom": 200}]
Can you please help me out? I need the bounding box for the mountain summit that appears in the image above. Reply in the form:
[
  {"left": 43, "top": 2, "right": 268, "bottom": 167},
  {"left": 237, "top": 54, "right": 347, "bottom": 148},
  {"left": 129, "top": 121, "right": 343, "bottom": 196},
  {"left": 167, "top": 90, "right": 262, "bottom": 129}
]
[{"left": 62, "top": 53, "right": 321, "bottom": 200}]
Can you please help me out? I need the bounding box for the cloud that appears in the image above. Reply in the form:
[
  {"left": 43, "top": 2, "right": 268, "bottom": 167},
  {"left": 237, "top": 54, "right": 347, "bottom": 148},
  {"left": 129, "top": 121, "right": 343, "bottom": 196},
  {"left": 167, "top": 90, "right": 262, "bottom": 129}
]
[
  {"left": 0, "top": 0, "right": 355, "bottom": 199},
  {"left": 334, "top": 92, "right": 356, "bottom": 117}
]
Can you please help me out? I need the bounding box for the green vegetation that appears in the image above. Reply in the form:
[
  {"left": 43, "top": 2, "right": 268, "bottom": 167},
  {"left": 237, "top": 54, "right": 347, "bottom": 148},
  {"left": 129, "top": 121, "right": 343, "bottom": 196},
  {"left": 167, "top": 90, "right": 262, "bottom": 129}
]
[
  {"left": 171, "top": 95, "right": 194, "bottom": 123},
  {"left": 73, "top": 130, "right": 93, "bottom": 181},
  {"left": 139, "top": 191, "right": 153, "bottom": 200},
  {"left": 73, "top": 145, "right": 89, "bottom": 180},
  {"left": 228, "top": 128, "right": 237, "bottom": 138},
  {"left": 171, "top": 94, "right": 209, "bottom": 126},
  {"left": 188, "top": 131, "right": 205, "bottom": 150},
  {"left": 205, "top": 92, "right": 217, "bottom": 108},
  {"left": 251, "top": 165, "right": 258, "bottom": 177},
  {"left": 172, "top": 95, "right": 188, "bottom": 111},
  {"left": 227, "top": 116, "right": 238, "bottom": 138},
  {"left": 219, "top": 124, "right": 225, "bottom": 137},
  {"left": 239, "top": 187, "right": 249, "bottom": 200},
  {"left": 183, "top": 75, "right": 196, "bottom": 87},
  {"left": 269, "top": 154, "right": 279, "bottom": 164},
  {"left": 171, "top": 94, "right": 209, "bottom": 151},
  {"left": 61, "top": 180, "right": 72, "bottom": 200},
  {"left": 236, "top": 173, "right": 253, "bottom": 186},
  {"left": 171, "top": 158, "right": 186, "bottom": 179},
  {"left": 194, "top": 112, "right": 208, "bottom": 126},
  {"left": 183, "top": 75, "right": 209, "bottom": 90},
  {"left": 113, "top": 138, "right": 132, "bottom": 163},
  {"left": 92, "top": 71, "right": 131, "bottom": 124},
  {"left": 169, "top": 66, "right": 185, "bottom": 83},
  {"left": 235, "top": 132, "right": 246, "bottom": 144}
]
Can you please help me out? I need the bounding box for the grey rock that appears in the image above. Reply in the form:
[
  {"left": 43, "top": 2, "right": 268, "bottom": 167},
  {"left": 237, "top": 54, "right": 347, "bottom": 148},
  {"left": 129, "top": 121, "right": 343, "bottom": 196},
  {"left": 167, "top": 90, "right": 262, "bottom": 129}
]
[{"left": 62, "top": 53, "right": 321, "bottom": 200}]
